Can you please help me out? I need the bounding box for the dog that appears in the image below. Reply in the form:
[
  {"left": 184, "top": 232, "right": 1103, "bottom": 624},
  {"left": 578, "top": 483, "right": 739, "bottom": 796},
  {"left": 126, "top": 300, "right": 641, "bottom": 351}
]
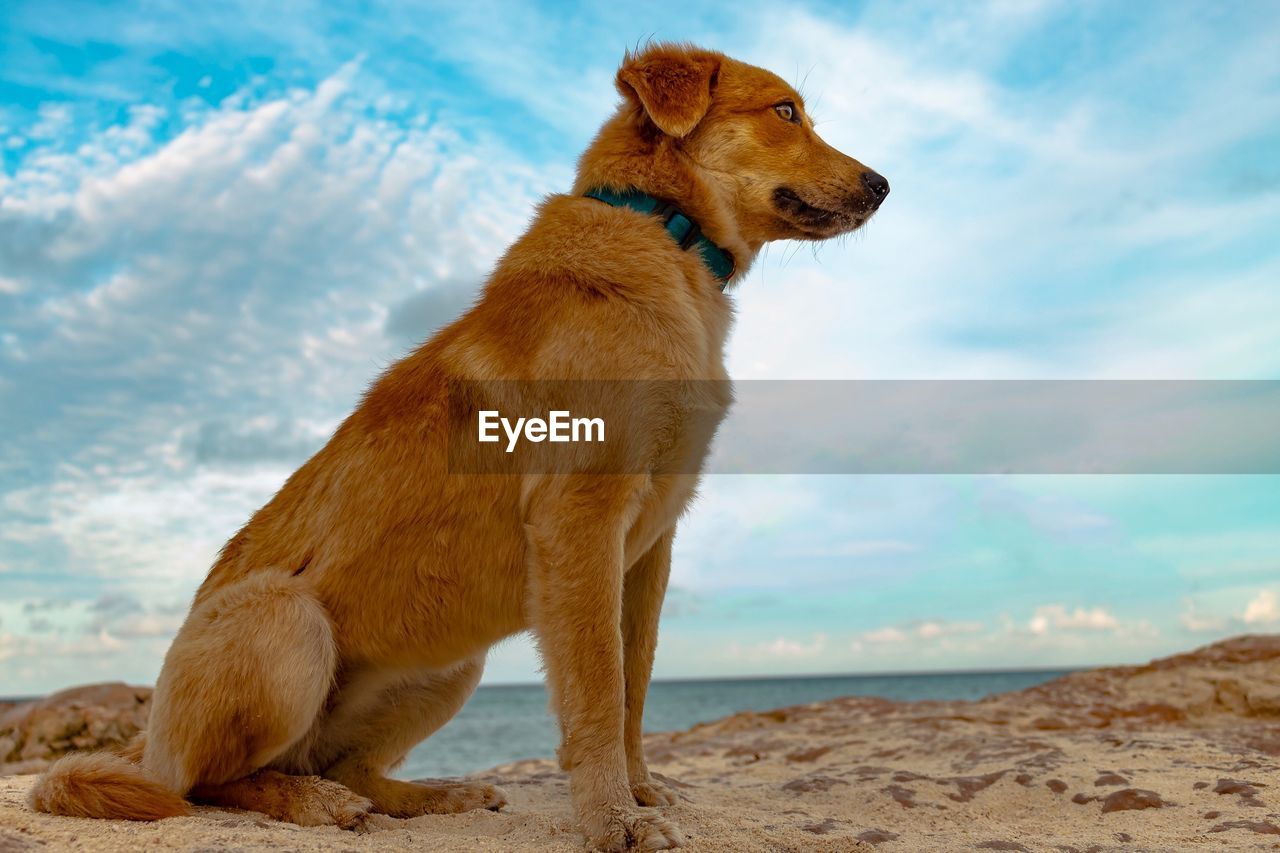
[{"left": 30, "top": 42, "right": 887, "bottom": 851}]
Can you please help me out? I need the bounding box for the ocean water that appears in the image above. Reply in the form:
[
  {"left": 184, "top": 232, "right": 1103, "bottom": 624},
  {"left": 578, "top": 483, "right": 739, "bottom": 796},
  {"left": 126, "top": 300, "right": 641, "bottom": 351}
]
[{"left": 398, "top": 669, "right": 1072, "bottom": 779}]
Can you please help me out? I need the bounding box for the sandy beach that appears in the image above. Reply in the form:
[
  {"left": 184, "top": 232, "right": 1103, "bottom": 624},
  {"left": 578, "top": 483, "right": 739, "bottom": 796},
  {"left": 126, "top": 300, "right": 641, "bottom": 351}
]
[{"left": 2, "top": 635, "right": 1278, "bottom": 851}]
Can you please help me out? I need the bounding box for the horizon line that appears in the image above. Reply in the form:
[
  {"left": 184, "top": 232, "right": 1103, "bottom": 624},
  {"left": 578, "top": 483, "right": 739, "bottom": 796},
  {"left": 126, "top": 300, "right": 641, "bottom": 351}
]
[
  {"left": 0, "top": 663, "right": 1086, "bottom": 704},
  {"left": 476, "top": 663, "right": 1082, "bottom": 689}
]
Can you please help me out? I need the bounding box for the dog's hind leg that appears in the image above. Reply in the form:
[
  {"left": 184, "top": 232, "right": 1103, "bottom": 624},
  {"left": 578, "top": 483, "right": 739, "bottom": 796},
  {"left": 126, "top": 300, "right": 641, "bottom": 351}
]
[
  {"left": 192, "top": 770, "right": 372, "bottom": 829},
  {"left": 143, "top": 575, "right": 347, "bottom": 811},
  {"left": 317, "top": 655, "right": 507, "bottom": 818},
  {"left": 32, "top": 573, "right": 346, "bottom": 824}
]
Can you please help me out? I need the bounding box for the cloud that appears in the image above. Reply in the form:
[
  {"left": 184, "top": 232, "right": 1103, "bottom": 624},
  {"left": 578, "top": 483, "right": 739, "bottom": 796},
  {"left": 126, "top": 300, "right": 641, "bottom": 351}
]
[
  {"left": 2, "top": 2, "right": 1278, "bottom": 694},
  {"left": 1179, "top": 598, "right": 1226, "bottom": 633},
  {"left": 384, "top": 281, "right": 478, "bottom": 345},
  {"left": 858, "top": 619, "right": 984, "bottom": 648},
  {"left": 180, "top": 417, "right": 331, "bottom": 468},
  {"left": 726, "top": 4, "right": 1280, "bottom": 382},
  {"left": 732, "top": 633, "right": 828, "bottom": 660},
  {"left": 111, "top": 612, "right": 186, "bottom": 639},
  {"left": 795, "top": 540, "right": 920, "bottom": 559},
  {"left": 846, "top": 606, "right": 1162, "bottom": 670},
  {"left": 0, "top": 625, "right": 123, "bottom": 665},
  {"left": 88, "top": 593, "right": 144, "bottom": 619},
  {"left": 1027, "top": 605, "right": 1119, "bottom": 635},
  {"left": 915, "top": 620, "right": 983, "bottom": 640},
  {"left": 660, "top": 586, "right": 705, "bottom": 619},
  {"left": 1242, "top": 589, "right": 1279, "bottom": 625},
  {"left": 1170, "top": 586, "right": 1280, "bottom": 634},
  {"left": 0, "top": 61, "right": 560, "bottom": 688},
  {"left": 0, "top": 64, "right": 551, "bottom": 582},
  {"left": 860, "top": 626, "right": 906, "bottom": 645},
  {"left": 0, "top": 592, "right": 191, "bottom": 688}
]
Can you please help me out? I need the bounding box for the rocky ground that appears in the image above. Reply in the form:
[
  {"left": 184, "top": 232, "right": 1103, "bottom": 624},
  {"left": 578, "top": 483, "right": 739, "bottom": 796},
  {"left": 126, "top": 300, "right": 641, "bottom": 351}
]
[{"left": 2, "top": 635, "right": 1279, "bottom": 851}]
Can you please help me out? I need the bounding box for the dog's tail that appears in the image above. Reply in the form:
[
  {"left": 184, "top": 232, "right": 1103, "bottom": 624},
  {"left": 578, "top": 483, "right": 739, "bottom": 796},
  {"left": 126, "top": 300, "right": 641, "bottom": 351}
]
[{"left": 28, "top": 750, "right": 190, "bottom": 821}]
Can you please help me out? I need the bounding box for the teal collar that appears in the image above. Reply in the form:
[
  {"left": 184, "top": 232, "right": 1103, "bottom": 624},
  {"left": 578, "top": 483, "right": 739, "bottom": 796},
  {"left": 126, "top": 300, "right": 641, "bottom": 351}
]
[{"left": 584, "top": 187, "right": 735, "bottom": 288}]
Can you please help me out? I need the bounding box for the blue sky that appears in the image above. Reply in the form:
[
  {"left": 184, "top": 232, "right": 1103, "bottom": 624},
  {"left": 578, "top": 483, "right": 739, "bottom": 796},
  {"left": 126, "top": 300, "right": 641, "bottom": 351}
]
[{"left": 1, "top": 0, "right": 1278, "bottom": 693}]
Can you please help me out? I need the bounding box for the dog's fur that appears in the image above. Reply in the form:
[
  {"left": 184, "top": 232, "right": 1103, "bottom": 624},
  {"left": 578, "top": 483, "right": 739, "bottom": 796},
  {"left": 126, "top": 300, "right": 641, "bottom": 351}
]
[{"left": 30, "top": 44, "right": 885, "bottom": 851}]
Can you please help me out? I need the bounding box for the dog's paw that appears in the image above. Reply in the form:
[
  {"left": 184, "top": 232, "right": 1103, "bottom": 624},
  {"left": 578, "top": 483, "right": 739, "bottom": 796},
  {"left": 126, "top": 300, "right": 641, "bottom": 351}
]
[
  {"left": 337, "top": 801, "right": 377, "bottom": 834},
  {"left": 406, "top": 780, "right": 508, "bottom": 814},
  {"left": 584, "top": 805, "right": 684, "bottom": 851},
  {"left": 296, "top": 777, "right": 375, "bottom": 831},
  {"left": 476, "top": 782, "right": 509, "bottom": 811},
  {"left": 630, "top": 777, "right": 679, "bottom": 807}
]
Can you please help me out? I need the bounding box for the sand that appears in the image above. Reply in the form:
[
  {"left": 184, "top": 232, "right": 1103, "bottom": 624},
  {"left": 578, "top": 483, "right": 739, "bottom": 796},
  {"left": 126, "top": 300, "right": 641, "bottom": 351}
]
[{"left": 2, "top": 635, "right": 1279, "bottom": 851}]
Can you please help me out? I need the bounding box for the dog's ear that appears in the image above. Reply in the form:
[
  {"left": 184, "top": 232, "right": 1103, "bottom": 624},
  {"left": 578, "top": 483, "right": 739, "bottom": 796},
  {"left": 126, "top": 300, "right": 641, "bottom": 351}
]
[{"left": 616, "top": 45, "right": 721, "bottom": 138}]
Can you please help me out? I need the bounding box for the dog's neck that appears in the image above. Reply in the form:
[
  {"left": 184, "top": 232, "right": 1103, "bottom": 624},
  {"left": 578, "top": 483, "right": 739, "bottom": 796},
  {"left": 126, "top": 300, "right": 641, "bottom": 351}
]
[{"left": 572, "top": 109, "right": 758, "bottom": 282}]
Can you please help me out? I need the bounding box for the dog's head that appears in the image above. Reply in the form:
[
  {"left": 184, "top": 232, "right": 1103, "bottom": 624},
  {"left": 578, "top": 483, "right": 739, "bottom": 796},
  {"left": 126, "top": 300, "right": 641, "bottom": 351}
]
[{"left": 614, "top": 43, "right": 888, "bottom": 245}]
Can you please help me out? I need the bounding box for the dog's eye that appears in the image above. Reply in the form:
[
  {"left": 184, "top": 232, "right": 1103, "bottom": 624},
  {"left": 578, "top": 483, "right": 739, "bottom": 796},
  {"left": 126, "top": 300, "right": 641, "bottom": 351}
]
[{"left": 774, "top": 103, "right": 799, "bottom": 123}]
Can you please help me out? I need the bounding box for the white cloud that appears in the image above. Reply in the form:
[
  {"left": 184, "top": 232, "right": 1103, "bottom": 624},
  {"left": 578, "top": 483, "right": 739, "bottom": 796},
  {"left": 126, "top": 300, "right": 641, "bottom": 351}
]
[
  {"left": 0, "top": 626, "right": 123, "bottom": 664},
  {"left": 797, "top": 539, "right": 920, "bottom": 558},
  {"left": 847, "top": 606, "right": 1162, "bottom": 671},
  {"left": 732, "top": 633, "right": 828, "bottom": 660},
  {"left": 1179, "top": 598, "right": 1226, "bottom": 633},
  {"left": 1027, "top": 604, "right": 1119, "bottom": 635},
  {"left": 0, "top": 63, "right": 556, "bottom": 581},
  {"left": 1242, "top": 589, "right": 1279, "bottom": 625},
  {"left": 2, "top": 3, "right": 1277, "bottom": 694},
  {"left": 916, "top": 620, "right": 983, "bottom": 640},
  {"left": 725, "top": 6, "right": 1280, "bottom": 382},
  {"left": 0, "top": 64, "right": 562, "bottom": 688},
  {"left": 110, "top": 612, "right": 187, "bottom": 640},
  {"left": 856, "top": 619, "right": 984, "bottom": 647},
  {"left": 861, "top": 626, "right": 907, "bottom": 645}
]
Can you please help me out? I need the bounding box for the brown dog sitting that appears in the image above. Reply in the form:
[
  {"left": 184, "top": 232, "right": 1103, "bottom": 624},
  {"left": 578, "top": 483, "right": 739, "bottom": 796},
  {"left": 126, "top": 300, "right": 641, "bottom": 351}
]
[{"left": 30, "top": 42, "right": 886, "bottom": 851}]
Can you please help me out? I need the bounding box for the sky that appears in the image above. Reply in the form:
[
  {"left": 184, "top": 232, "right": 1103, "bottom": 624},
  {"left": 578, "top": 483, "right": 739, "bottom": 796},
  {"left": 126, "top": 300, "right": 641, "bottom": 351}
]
[{"left": 1, "top": 0, "right": 1279, "bottom": 694}]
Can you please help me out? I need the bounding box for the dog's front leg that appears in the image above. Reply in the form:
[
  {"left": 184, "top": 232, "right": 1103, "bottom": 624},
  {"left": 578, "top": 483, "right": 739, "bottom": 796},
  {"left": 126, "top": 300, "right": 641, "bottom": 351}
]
[
  {"left": 526, "top": 476, "right": 684, "bottom": 852},
  {"left": 622, "top": 529, "right": 679, "bottom": 807}
]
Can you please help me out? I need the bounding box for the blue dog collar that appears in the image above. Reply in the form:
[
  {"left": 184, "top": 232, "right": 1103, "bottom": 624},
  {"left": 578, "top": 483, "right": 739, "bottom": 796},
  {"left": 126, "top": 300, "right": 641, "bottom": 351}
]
[{"left": 584, "top": 187, "right": 735, "bottom": 289}]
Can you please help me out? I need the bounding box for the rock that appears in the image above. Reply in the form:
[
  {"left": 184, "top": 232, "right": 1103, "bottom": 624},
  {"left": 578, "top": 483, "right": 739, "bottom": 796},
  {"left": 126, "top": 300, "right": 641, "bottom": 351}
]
[
  {"left": 1213, "top": 778, "right": 1265, "bottom": 806},
  {"left": 785, "top": 745, "right": 831, "bottom": 763},
  {"left": 1209, "top": 820, "right": 1280, "bottom": 835},
  {"left": 1100, "top": 788, "right": 1167, "bottom": 813},
  {"left": 781, "top": 775, "right": 848, "bottom": 794},
  {"left": 1005, "top": 635, "right": 1280, "bottom": 732},
  {"left": 855, "top": 829, "right": 899, "bottom": 844},
  {"left": 0, "top": 827, "right": 44, "bottom": 851},
  {"left": 882, "top": 785, "right": 916, "bottom": 808},
  {"left": 945, "top": 770, "right": 1007, "bottom": 802},
  {"left": 800, "top": 817, "right": 839, "bottom": 834},
  {"left": 1213, "top": 778, "right": 1266, "bottom": 794},
  {"left": 0, "top": 683, "right": 150, "bottom": 773},
  {"left": 1, "top": 634, "right": 1277, "bottom": 850}
]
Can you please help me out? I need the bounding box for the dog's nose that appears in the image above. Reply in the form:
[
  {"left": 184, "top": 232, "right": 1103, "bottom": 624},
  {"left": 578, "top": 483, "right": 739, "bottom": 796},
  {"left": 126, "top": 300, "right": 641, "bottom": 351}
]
[{"left": 862, "top": 171, "right": 890, "bottom": 205}]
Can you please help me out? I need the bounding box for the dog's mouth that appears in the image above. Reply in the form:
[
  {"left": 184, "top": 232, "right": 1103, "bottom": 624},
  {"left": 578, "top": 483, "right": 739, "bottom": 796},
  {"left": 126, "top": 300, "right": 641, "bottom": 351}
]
[{"left": 772, "top": 187, "right": 874, "bottom": 238}]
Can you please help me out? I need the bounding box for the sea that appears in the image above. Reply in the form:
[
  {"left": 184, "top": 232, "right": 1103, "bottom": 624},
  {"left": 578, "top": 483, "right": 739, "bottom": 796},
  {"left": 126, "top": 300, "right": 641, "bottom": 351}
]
[{"left": 398, "top": 669, "right": 1072, "bottom": 779}]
